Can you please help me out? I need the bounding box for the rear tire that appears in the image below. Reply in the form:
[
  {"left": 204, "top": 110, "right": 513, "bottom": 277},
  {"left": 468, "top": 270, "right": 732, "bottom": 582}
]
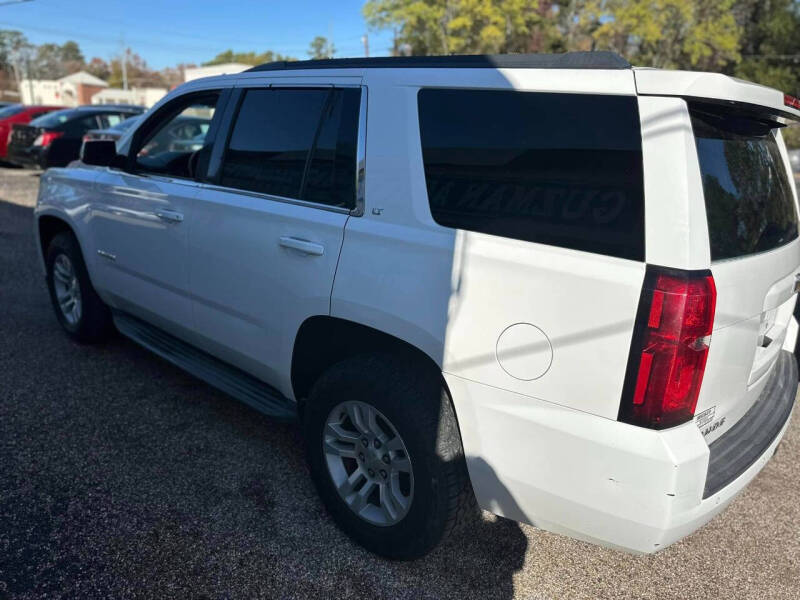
[
  {"left": 304, "top": 353, "right": 474, "bottom": 560},
  {"left": 45, "top": 231, "right": 113, "bottom": 343}
]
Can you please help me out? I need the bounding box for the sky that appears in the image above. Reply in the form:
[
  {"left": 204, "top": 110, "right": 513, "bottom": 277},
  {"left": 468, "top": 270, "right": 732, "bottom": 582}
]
[{"left": 0, "top": 0, "right": 396, "bottom": 69}]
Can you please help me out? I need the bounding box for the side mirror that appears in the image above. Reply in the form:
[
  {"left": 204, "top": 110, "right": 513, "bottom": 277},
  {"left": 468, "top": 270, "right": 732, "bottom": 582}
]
[{"left": 81, "top": 140, "right": 122, "bottom": 168}]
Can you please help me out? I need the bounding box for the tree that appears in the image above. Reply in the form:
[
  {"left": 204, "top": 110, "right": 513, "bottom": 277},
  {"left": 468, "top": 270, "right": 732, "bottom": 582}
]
[
  {"left": 0, "top": 30, "right": 32, "bottom": 95},
  {"left": 202, "top": 49, "right": 295, "bottom": 66},
  {"left": 29, "top": 40, "right": 86, "bottom": 79},
  {"left": 584, "top": 0, "right": 740, "bottom": 70},
  {"left": 363, "top": 0, "right": 561, "bottom": 55},
  {"left": 86, "top": 57, "right": 111, "bottom": 81},
  {"left": 60, "top": 40, "right": 84, "bottom": 74},
  {"left": 730, "top": 0, "right": 800, "bottom": 96},
  {"left": 107, "top": 52, "right": 165, "bottom": 88},
  {"left": 308, "top": 36, "right": 335, "bottom": 59}
]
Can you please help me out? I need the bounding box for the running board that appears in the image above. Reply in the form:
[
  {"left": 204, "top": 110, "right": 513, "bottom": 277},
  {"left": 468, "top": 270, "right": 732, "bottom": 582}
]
[{"left": 113, "top": 311, "right": 297, "bottom": 422}]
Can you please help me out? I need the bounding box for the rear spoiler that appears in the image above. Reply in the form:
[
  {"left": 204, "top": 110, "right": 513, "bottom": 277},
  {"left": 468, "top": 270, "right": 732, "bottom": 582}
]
[{"left": 634, "top": 68, "right": 800, "bottom": 124}]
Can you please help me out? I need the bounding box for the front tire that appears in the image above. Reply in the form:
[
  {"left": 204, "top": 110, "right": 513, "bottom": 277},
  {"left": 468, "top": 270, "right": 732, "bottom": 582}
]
[
  {"left": 45, "top": 231, "right": 113, "bottom": 343},
  {"left": 304, "top": 353, "right": 474, "bottom": 560}
]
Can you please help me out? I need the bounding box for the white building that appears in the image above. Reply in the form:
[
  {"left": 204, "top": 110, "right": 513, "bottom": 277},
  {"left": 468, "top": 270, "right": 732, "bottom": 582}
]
[
  {"left": 92, "top": 87, "right": 167, "bottom": 108},
  {"left": 20, "top": 71, "right": 109, "bottom": 107},
  {"left": 183, "top": 63, "right": 250, "bottom": 82}
]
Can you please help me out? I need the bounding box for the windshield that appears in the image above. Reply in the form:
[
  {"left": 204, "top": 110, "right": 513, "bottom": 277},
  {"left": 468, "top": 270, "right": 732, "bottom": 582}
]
[
  {"left": 691, "top": 106, "right": 799, "bottom": 261},
  {"left": 0, "top": 104, "right": 24, "bottom": 119}
]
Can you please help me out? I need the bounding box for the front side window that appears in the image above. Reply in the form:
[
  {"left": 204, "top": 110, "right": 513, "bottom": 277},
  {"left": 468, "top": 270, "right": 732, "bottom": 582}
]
[
  {"left": 417, "top": 89, "right": 645, "bottom": 261},
  {"left": 134, "top": 93, "right": 218, "bottom": 179},
  {"left": 219, "top": 87, "right": 360, "bottom": 208},
  {"left": 691, "top": 105, "right": 798, "bottom": 260}
]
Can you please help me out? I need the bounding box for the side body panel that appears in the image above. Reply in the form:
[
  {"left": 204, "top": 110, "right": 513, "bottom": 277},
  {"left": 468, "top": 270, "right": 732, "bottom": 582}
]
[
  {"left": 88, "top": 170, "right": 197, "bottom": 336},
  {"left": 189, "top": 186, "right": 349, "bottom": 398},
  {"left": 333, "top": 68, "right": 645, "bottom": 420}
]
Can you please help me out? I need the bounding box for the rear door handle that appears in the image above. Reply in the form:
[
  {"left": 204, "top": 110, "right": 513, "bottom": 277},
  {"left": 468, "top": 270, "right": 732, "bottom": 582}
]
[
  {"left": 154, "top": 209, "right": 184, "bottom": 223},
  {"left": 279, "top": 236, "right": 324, "bottom": 256}
]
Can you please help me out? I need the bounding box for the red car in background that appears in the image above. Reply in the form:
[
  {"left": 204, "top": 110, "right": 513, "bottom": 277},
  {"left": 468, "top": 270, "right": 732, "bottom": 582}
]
[{"left": 0, "top": 104, "right": 64, "bottom": 160}]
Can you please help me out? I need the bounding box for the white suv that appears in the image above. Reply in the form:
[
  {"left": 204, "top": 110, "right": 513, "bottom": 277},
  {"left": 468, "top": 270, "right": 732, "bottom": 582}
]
[{"left": 34, "top": 52, "right": 800, "bottom": 559}]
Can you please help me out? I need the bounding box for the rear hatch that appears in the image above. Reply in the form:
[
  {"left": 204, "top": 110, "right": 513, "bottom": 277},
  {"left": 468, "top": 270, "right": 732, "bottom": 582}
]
[
  {"left": 636, "top": 69, "right": 800, "bottom": 444},
  {"left": 694, "top": 103, "right": 799, "bottom": 443}
]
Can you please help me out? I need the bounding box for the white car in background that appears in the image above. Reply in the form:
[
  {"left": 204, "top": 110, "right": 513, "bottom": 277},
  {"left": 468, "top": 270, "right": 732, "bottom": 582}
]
[{"left": 33, "top": 52, "right": 800, "bottom": 559}]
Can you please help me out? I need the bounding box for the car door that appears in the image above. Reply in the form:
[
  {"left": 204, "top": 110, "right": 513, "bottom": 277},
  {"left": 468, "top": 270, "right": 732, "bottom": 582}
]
[
  {"left": 89, "top": 89, "right": 226, "bottom": 338},
  {"left": 188, "top": 81, "right": 365, "bottom": 396}
]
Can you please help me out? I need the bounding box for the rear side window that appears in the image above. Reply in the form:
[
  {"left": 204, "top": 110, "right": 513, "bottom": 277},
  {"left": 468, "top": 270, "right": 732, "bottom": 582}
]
[
  {"left": 417, "top": 89, "right": 645, "bottom": 260},
  {"left": 691, "top": 106, "right": 798, "bottom": 261},
  {"left": 220, "top": 87, "right": 360, "bottom": 208}
]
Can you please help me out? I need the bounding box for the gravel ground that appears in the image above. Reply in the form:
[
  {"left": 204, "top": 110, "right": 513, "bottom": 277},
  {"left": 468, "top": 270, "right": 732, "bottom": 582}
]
[{"left": 1, "top": 166, "right": 799, "bottom": 600}]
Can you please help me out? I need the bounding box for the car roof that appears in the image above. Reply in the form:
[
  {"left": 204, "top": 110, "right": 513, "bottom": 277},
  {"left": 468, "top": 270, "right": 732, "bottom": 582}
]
[
  {"left": 73, "top": 104, "right": 144, "bottom": 112},
  {"left": 245, "top": 51, "right": 631, "bottom": 73}
]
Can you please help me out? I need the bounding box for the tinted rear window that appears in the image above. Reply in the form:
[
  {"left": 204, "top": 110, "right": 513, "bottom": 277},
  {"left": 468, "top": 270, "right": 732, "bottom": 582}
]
[
  {"left": 691, "top": 106, "right": 798, "bottom": 260},
  {"left": 417, "top": 89, "right": 645, "bottom": 260}
]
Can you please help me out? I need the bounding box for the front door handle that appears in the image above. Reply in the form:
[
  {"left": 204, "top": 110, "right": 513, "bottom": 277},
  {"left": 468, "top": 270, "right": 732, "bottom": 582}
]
[
  {"left": 279, "top": 236, "right": 325, "bottom": 256},
  {"left": 154, "top": 209, "right": 184, "bottom": 223}
]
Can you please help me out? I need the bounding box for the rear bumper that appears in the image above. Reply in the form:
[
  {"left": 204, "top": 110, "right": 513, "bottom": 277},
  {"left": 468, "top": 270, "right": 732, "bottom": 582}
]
[
  {"left": 446, "top": 351, "right": 797, "bottom": 554},
  {"left": 7, "top": 145, "right": 46, "bottom": 169}
]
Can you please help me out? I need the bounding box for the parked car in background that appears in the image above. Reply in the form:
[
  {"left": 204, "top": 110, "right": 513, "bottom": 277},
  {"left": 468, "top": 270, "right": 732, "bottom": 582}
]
[
  {"left": 8, "top": 104, "right": 144, "bottom": 169},
  {"left": 0, "top": 103, "right": 64, "bottom": 160},
  {"left": 82, "top": 115, "right": 142, "bottom": 143}
]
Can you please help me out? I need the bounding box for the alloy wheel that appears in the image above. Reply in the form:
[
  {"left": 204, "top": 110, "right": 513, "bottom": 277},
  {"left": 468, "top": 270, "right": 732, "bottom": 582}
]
[
  {"left": 52, "top": 254, "right": 82, "bottom": 326},
  {"left": 323, "top": 400, "right": 414, "bottom": 526}
]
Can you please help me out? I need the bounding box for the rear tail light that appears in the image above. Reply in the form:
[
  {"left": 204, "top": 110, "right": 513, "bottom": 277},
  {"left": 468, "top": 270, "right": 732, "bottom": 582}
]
[
  {"left": 619, "top": 266, "right": 716, "bottom": 429},
  {"left": 33, "top": 131, "right": 63, "bottom": 147},
  {"left": 785, "top": 94, "right": 800, "bottom": 110}
]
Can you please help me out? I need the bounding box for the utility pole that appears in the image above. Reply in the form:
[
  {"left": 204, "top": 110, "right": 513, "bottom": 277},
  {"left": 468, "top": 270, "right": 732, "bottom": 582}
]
[
  {"left": 120, "top": 36, "right": 128, "bottom": 91},
  {"left": 122, "top": 48, "right": 129, "bottom": 91},
  {"left": 25, "top": 55, "right": 33, "bottom": 103},
  {"left": 362, "top": 34, "right": 369, "bottom": 58}
]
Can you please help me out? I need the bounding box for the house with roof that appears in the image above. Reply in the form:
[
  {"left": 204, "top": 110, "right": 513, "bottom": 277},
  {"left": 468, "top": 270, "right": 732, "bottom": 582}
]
[{"left": 20, "top": 71, "right": 109, "bottom": 107}]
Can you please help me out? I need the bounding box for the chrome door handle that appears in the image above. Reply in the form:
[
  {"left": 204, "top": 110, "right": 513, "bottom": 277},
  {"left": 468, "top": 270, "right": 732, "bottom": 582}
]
[
  {"left": 154, "top": 209, "right": 184, "bottom": 223},
  {"left": 279, "top": 236, "right": 324, "bottom": 256}
]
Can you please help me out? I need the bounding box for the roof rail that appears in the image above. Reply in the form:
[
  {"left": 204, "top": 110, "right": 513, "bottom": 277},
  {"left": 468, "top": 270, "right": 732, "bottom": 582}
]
[{"left": 245, "top": 51, "right": 631, "bottom": 73}]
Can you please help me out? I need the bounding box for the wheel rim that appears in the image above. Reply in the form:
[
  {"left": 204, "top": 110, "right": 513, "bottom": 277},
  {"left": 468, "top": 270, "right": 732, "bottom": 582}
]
[
  {"left": 52, "top": 254, "right": 82, "bottom": 326},
  {"left": 323, "top": 401, "right": 414, "bottom": 527}
]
